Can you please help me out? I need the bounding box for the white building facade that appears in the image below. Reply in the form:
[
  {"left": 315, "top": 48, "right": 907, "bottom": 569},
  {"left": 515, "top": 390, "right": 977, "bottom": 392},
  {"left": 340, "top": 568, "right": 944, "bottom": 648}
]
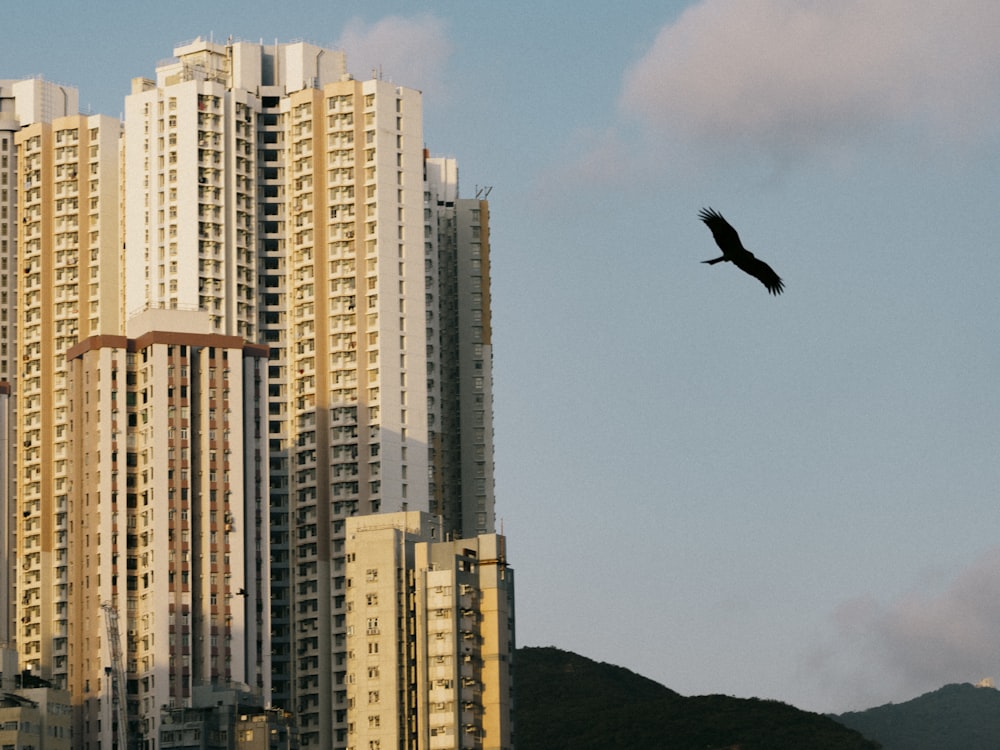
[{"left": 66, "top": 310, "right": 271, "bottom": 746}]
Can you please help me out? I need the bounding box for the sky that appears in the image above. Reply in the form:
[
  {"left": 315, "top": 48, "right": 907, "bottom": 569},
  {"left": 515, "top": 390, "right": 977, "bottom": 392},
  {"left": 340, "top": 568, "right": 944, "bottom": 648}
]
[{"left": 5, "top": 0, "right": 1000, "bottom": 715}]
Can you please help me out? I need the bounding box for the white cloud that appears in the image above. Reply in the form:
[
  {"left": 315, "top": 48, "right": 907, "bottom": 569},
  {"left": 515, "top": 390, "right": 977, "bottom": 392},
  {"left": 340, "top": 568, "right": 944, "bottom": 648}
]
[
  {"left": 620, "top": 0, "right": 1000, "bottom": 163},
  {"left": 335, "top": 15, "right": 452, "bottom": 99},
  {"left": 807, "top": 547, "right": 1000, "bottom": 711}
]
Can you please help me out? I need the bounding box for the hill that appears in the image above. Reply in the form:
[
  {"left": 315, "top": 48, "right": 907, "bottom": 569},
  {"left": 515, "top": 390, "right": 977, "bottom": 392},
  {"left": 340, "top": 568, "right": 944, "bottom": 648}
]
[
  {"left": 514, "top": 646, "right": 880, "bottom": 750},
  {"left": 834, "top": 682, "right": 1000, "bottom": 750}
]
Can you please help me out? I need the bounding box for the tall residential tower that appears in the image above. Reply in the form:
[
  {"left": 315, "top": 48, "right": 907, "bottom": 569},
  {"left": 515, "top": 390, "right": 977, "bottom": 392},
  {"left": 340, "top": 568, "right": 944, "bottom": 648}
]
[
  {"left": 66, "top": 310, "right": 272, "bottom": 745},
  {"left": 14, "top": 108, "right": 121, "bottom": 689},
  {"left": 425, "top": 157, "right": 495, "bottom": 539},
  {"left": 0, "top": 77, "right": 82, "bottom": 662}
]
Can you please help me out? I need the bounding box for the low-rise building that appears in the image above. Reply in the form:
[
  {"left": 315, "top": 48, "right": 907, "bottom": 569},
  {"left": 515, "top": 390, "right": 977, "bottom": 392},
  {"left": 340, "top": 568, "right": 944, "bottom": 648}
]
[{"left": 344, "top": 511, "right": 514, "bottom": 750}]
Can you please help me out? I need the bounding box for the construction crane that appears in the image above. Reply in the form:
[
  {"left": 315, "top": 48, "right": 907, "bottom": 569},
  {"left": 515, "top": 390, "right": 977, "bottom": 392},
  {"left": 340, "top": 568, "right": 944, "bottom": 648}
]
[{"left": 101, "top": 602, "right": 129, "bottom": 750}]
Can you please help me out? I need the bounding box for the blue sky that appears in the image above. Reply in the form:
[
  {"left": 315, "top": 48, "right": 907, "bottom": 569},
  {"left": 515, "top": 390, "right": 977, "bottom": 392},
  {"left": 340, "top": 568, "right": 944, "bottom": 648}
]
[{"left": 6, "top": 0, "right": 1000, "bottom": 713}]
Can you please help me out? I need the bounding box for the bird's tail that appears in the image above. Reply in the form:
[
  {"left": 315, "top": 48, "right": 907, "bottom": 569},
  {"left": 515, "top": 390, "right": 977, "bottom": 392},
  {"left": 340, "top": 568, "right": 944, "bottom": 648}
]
[{"left": 702, "top": 256, "right": 725, "bottom": 265}]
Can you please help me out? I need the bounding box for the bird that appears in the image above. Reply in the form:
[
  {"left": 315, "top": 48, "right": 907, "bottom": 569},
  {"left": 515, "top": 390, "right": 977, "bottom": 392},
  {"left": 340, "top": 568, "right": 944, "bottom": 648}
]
[{"left": 698, "top": 207, "right": 784, "bottom": 295}]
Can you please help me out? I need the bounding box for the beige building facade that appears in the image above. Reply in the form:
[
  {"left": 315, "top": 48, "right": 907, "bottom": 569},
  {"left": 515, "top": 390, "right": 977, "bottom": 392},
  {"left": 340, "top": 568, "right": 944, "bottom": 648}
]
[
  {"left": 14, "top": 110, "right": 121, "bottom": 693},
  {"left": 0, "top": 685, "right": 72, "bottom": 750},
  {"left": 344, "top": 512, "right": 513, "bottom": 750},
  {"left": 0, "top": 78, "right": 85, "bottom": 662}
]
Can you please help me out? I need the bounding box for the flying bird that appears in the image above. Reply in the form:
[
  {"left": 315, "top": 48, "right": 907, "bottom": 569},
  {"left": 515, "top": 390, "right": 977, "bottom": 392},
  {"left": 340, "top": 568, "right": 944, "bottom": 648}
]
[{"left": 699, "top": 208, "right": 784, "bottom": 295}]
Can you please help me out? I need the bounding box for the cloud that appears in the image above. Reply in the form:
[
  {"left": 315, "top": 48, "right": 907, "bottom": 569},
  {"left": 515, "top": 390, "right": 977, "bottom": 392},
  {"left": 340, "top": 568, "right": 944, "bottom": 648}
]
[
  {"left": 807, "top": 547, "right": 1000, "bottom": 711},
  {"left": 335, "top": 15, "right": 452, "bottom": 99},
  {"left": 620, "top": 0, "right": 1000, "bottom": 164},
  {"left": 528, "top": 125, "right": 643, "bottom": 205}
]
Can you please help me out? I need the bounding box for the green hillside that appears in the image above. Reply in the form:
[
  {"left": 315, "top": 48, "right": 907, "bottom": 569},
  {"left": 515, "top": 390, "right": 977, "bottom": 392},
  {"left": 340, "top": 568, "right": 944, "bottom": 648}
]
[
  {"left": 514, "top": 646, "right": 880, "bottom": 750},
  {"left": 834, "top": 682, "right": 1000, "bottom": 750}
]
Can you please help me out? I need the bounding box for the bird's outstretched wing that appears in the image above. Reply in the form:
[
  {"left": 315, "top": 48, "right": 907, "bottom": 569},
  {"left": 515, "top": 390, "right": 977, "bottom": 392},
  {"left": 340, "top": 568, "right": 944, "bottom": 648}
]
[
  {"left": 698, "top": 207, "right": 742, "bottom": 253},
  {"left": 698, "top": 207, "right": 785, "bottom": 295},
  {"left": 732, "top": 253, "right": 784, "bottom": 295}
]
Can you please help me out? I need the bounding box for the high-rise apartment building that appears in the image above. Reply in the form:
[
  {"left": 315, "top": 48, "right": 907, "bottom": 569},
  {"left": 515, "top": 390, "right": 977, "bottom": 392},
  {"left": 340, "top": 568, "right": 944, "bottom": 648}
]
[
  {"left": 0, "top": 78, "right": 83, "bottom": 656},
  {"left": 5, "top": 36, "right": 503, "bottom": 750},
  {"left": 14, "top": 109, "right": 121, "bottom": 695},
  {"left": 65, "top": 309, "right": 272, "bottom": 746},
  {"left": 261, "top": 71, "right": 431, "bottom": 747},
  {"left": 424, "top": 158, "right": 495, "bottom": 539}
]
